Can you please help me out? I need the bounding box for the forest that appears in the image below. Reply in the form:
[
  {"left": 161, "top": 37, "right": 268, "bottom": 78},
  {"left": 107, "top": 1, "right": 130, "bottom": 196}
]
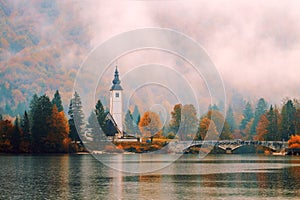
[{"left": 1, "top": 90, "right": 300, "bottom": 153}]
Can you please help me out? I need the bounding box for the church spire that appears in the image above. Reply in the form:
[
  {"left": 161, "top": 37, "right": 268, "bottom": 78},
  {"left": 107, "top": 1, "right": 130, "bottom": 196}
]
[{"left": 111, "top": 65, "right": 123, "bottom": 90}]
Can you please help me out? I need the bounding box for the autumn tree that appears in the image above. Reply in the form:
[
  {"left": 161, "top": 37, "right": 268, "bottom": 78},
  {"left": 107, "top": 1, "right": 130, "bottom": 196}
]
[
  {"left": 177, "top": 104, "right": 198, "bottom": 140},
  {"left": 0, "top": 118, "right": 14, "bottom": 152},
  {"left": 288, "top": 135, "right": 300, "bottom": 148},
  {"left": 251, "top": 98, "right": 268, "bottom": 137},
  {"left": 169, "top": 104, "right": 182, "bottom": 134},
  {"left": 45, "top": 105, "right": 70, "bottom": 152},
  {"left": 52, "top": 90, "right": 64, "bottom": 112},
  {"left": 139, "top": 111, "right": 162, "bottom": 138},
  {"left": 254, "top": 114, "right": 269, "bottom": 141},
  {"left": 197, "top": 117, "right": 219, "bottom": 140},
  {"left": 207, "top": 110, "right": 232, "bottom": 140}
]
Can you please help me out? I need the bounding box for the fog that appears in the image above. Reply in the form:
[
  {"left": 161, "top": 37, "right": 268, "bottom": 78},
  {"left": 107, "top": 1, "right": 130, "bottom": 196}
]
[{"left": 77, "top": 0, "right": 300, "bottom": 105}]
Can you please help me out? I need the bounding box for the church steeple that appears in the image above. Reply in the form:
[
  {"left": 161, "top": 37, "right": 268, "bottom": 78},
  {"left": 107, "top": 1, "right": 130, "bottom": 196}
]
[{"left": 111, "top": 66, "right": 123, "bottom": 91}]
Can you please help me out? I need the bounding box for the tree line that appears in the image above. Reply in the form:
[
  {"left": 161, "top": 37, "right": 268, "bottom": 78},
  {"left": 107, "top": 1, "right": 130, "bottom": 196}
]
[
  {"left": 0, "top": 90, "right": 85, "bottom": 153},
  {"left": 1, "top": 93, "right": 300, "bottom": 153},
  {"left": 123, "top": 98, "right": 300, "bottom": 145}
]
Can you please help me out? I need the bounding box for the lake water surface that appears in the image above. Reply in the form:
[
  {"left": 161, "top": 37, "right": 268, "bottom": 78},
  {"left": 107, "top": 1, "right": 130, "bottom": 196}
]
[{"left": 1, "top": 154, "right": 300, "bottom": 199}]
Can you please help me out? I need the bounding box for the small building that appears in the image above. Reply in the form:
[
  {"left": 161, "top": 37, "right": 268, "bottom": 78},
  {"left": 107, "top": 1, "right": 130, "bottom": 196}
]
[{"left": 109, "top": 66, "right": 123, "bottom": 138}]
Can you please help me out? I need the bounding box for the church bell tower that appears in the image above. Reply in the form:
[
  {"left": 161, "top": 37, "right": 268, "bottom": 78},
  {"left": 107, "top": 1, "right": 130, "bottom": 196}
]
[{"left": 110, "top": 66, "right": 123, "bottom": 138}]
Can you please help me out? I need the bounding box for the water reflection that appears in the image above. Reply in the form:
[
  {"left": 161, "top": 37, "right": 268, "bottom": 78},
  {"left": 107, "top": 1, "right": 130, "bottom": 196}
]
[{"left": 1, "top": 154, "right": 300, "bottom": 199}]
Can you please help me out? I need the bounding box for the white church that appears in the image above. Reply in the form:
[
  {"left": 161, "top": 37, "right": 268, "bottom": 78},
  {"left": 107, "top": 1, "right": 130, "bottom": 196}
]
[{"left": 109, "top": 66, "right": 123, "bottom": 139}]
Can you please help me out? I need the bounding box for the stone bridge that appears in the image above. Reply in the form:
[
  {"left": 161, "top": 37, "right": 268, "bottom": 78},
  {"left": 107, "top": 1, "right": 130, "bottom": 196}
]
[{"left": 168, "top": 140, "right": 288, "bottom": 154}]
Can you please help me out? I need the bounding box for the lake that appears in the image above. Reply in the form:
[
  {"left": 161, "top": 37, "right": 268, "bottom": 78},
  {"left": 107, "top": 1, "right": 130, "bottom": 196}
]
[{"left": 1, "top": 154, "right": 300, "bottom": 199}]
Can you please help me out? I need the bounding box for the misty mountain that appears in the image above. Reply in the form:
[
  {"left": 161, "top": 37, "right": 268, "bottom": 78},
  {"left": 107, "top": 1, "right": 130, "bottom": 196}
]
[{"left": 0, "top": 0, "right": 90, "bottom": 115}]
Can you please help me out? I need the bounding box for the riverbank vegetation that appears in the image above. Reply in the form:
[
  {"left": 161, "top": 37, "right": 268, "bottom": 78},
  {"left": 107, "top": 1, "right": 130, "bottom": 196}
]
[{"left": 1, "top": 90, "right": 300, "bottom": 153}]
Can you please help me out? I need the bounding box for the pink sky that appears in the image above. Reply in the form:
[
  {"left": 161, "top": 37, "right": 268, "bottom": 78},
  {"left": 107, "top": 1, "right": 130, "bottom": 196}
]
[{"left": 77, "top": 0, "right": 300, "bottom": 104}]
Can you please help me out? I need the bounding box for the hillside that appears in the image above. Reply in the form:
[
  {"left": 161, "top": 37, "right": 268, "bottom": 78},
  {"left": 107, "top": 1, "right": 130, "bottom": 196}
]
[{"left": 0, "top": 0, "right": 90, "bottom": 115}]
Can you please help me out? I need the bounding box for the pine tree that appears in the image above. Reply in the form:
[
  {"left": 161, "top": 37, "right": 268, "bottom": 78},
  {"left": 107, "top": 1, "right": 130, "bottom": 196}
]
[
  {"left": 281, "top": 100, "right": 296, "bottom": 141},
  {"left": 68, "top": 92, "right": 85, "bottom": 143},
  {"left": 21, "top": 111, "right": 30, "bottom": 142},
  {"left": 30, "top": 94, "right": 53, "bottom": 152},
  {"left": 266, "top": 105, "right": 280, "bottom": 141},
  {"left": 87, "top": 111, "right": 102, "bottom": 141},
  {"left": 132, "top": 105, "right": 141, "bottom": 125},
  {"left": 240, "top": 102, "right": 253, "bottom": 130},
  {"left": 226, "top": 106, "right": 236, "bottom": 133},
  {"left": 20, "top": 110, "right": 30, "bottom": 152},
  {"left": 250, "top": 98, "right": 268, "bottom": 137},
  {"left": 295, "top": 108, "right": 300, "bottom": 134},
  {"left": 12, "top": 116, "right": 21, "bottom": 153},
  {"left": 52, "top": 90, "right": 64, "bottom": 112},
  {"left": 124, "top": 110, "right": 135, "bottom": 136},
  {"left": 95, "top": 99, "right": 108, "bottom": 134}
]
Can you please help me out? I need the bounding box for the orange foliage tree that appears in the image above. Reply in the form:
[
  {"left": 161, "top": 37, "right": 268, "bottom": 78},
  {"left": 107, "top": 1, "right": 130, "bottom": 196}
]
[
  {"left": 0, "top": 119, "right": 14, "bottom": 152},
  {"left": 197, "top": 117, "right": 218, "bottom": 140},
  {"left": 254, "top": 114, "right": 269, "bottom": 141},
  {"left": 139, "top": 111, "right": 162, "bottom": 138},
  {"left": 288, "top": 135, "right": 300, "bottom": 148},
  {"left": 45, "top": 105, "right": 70, "bottom": 152}
]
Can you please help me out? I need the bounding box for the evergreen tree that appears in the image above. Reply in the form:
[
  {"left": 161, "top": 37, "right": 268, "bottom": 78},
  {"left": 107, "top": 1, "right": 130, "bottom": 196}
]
[
  {"left": 266, "top": 105, "right": 280, "bottom": 141},
  {"left": 240, "top": 102, "right": 254, "bottom": 130},
  {"left": 29, "top": 94, "right": 39, "bottom": 124},
  {"left": 208, "top": 104, "right": 219, "bottom": 111},
  {"left": 295, "top": 108, "right": 300, "bottom": 134},
  {"left": 95, "top": 99, "right": 108, "bottom": 134},
  {"left": 20, "top": 110, "right": 30, "bottom": 152},
  {"left": 87, "top": 111, "right": 102, "bottom": 141},
  {"left": 132, "top": 105, "right": 141, "bottom": 125},
  {"left": 0, "top": 113, "right": 2, "bottom": 120},
  {"left": 281, "top": 100, "right": 296, "bottom": 141},
  {"left": 250, "top": 98, "right": 268, "bottom": 137},
  {"left": 124, "top": 110, "right": 135, "bottom": 136},
  {"left": 226, "top": 106, "right": 236, "bottom": 133},
  {"left": 52, "top": 90, "right": 64, "bottom": 112},
  {"left": 68, "top": 92, "right": 85, "bottom": 143},
  {"left": 21, "top": 111, "right": 30, "bottom": 142},
  {"left": 12, "top": 117, "right": 21, "bottom": 153},
  {"left": 30, "top": 94, "right": 53, "bottom": 152}
]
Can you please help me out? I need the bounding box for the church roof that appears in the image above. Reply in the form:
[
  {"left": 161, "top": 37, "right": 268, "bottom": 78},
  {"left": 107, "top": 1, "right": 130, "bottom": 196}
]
[{"left": 110, "top": 66, "right": 123, "bottom": 91}]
